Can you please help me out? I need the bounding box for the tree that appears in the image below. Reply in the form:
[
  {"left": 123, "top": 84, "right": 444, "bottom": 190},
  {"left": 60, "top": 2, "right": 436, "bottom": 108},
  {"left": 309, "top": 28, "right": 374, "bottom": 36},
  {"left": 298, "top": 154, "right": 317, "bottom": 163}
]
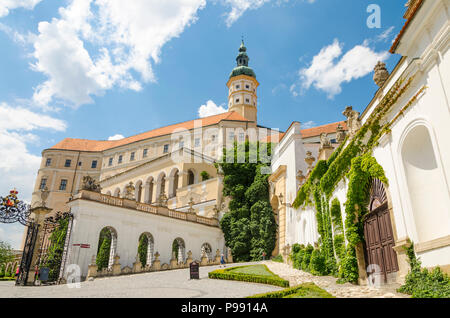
[
  {"left": 138, "top": 234, "right": 148, "bottom": 267},
  {"left": 96, "top": 228, "right": 112, "bottom": 270},
  {"left": 217, "top": 141, "right": 277, "bottom": 262},
  {"left": 0, "top": 241, "right": 14, "bottom": 265},
  {"left": 43, "top": 218, "right": 69, "bottom": 282}
]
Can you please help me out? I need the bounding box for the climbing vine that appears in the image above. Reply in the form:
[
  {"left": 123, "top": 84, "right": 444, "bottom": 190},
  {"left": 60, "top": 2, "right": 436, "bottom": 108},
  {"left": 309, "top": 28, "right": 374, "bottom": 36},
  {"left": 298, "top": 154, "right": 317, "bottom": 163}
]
[{"left": 291, "top": 75, "right": 416, "bottom": 283}]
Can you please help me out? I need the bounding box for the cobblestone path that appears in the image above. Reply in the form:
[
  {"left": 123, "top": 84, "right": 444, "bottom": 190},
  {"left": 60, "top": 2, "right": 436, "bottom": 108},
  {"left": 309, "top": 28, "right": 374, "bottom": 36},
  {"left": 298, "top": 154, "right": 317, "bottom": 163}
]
[{"left": 263, "top": 261, "right": 409, "bottom": 298}]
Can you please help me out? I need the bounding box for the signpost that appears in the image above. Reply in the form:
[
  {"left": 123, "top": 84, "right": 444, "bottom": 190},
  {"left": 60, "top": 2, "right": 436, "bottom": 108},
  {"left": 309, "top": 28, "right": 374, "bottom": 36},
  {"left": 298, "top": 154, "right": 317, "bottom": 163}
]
[
  {"left": 190, "top": 261, "right": 199, "bottom": 280},
  {"left": 39, "top": 267, "right": 50, "bottom": 283}
]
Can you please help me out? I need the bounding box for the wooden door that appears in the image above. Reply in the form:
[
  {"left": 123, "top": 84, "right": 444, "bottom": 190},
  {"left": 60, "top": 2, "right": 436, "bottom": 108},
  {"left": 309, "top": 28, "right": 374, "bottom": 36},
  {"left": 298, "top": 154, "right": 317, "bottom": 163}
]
[{"left": 364, "top": 202, "right": 399, "bottom": 282}]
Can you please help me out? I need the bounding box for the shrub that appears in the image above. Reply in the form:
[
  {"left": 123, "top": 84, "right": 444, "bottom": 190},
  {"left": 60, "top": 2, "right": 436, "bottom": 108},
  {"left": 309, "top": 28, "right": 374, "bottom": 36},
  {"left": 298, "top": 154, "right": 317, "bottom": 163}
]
[
  {"left": 397, "top": 243, "right": 450, "bottom": 298},
  {"left": 248, "top": 282, "right": 334, "bottom": 298},
  {"left": 337, "top": 247, "right": 359, "bottom": 284},
  {"left": 209, "top": 267, "right": 289, "bottom": 288},
  {"left": 293, "top": 249, "right": 305, "bottom": 270},
  {"left": 201, "top": 171, "right": 210, "bottom": 181},
  {"left": 0, "top": 265, "right": 5, "bottom": 278},
  {"left": 309, "top": 249, "right": 326, "bottom": 276},
  {"left": 272, "top": 255, "right": 283, "bottom": 263},
  {"left": 301, "top": 244, "right": 314, "bottom": 271}
]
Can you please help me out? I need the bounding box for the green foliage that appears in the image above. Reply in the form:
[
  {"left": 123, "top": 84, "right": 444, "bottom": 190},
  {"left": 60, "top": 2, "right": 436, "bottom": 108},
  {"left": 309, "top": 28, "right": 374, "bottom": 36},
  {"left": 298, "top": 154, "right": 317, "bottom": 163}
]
[
  {"left": 301, "top": 244, "right": 314, "bottom": 271},
  {"left": 209, "top": 265, "right": 289, "bottom": 288},
  {"left": 272, "top": 255, "right": 283, "bottom": 263},
  {"left": 6, "top": 265, "right": 13, "bottom": 277},
  {"left": 333, "top": 234, "right": 346, "bottom": 261},
  {"left": 248, "top": 282, "right": 334, "bottom": 298},
  {"left": 330, "top": 198, "right": 343, "bottom": 232},
  {"left": 217, "top": 141, "right": 277, "bottom": 262},
  {"left": 0, "top": 241, "right": 14, "bottom": 265},
  {"left": 200, "top": 171, "right": 210, "bottom": 181},
  {"left": 43, "top": 217, "right": 69, "bottom": 282},
  {"left": 0, "top": 264, "right": 5, "bottom": 277},
  {"left": 309, "top": 249, "right": 326, "bottom": 276},
  {"left": 398, "top": 243, "right": 450, "bottom": 298},
  {"left": 337, "top": 247, "right": 359, "bottom": 284},
  {"left": 96, "top": 228, "right": 112, "bottom": 271},
  {"left": 138, "top": 234, "right": 148, "bottom": 267}
]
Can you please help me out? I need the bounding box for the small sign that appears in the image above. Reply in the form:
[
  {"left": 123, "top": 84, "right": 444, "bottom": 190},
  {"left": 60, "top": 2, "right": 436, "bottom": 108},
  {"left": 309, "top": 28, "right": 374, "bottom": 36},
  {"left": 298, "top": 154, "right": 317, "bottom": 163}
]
[
  {"left": 80, "top": 244, "right": 90, "bottom": 249},
  {"left": 190, "top": 261, "right": 199, "bottom": 280},
  {"left": 39, "top": 267, "right": 50, "bottom": 282}
]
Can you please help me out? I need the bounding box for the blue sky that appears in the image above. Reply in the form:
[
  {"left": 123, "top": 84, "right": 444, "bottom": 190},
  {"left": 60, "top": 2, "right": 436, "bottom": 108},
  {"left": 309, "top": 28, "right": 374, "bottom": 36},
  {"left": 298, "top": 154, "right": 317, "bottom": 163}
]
[{"left": 0, "top": 0, "right": 407, "bottom": 248}]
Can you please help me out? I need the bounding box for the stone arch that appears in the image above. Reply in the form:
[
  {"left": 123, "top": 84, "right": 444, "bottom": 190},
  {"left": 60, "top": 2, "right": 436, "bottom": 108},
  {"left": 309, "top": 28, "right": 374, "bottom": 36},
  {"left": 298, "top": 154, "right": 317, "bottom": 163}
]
[
  {"left": 172, "top": 237, "right": 186, "bottom": 263},
  {"left": 96, "top": 226, "right": 118, "bottom": 270},
  {"left": 138, "top": 232, "right": 154, "bottom": 267},
  {"left": 145, "top": 176, "right": 154, "bottom": 204},
  {"left": 113, "top": 188, "right": 121, "bottom": 197},
  {"left": 106, "top": 190, "right": 112, "bottom": 196},
  {"left": 156, "top": 172, "right": 167, "bottom": 198},
  {"left": 168, "top": 168, "right": 180, "bottom": 198},
  {"left": 201, "top": 243, "right": 213, "bottom": 260},
  {"left": 135, "top": 180, "right": 143, "bottom": 203},
  {"left": 187, "top": 169, "right": 196, "bottom": 185},
  {"left": 400, "top": 122, "right": 450, "bottom": 242}
]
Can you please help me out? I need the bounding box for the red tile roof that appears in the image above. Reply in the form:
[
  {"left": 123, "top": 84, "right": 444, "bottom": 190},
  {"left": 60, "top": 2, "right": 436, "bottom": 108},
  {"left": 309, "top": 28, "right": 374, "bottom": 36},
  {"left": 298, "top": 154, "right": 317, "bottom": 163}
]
[
  {"left": 390, "top": 0, "right": 424, "bottom": 54},
  {"left": 49, "top": 111, "right": 251, "bottom": 152}
]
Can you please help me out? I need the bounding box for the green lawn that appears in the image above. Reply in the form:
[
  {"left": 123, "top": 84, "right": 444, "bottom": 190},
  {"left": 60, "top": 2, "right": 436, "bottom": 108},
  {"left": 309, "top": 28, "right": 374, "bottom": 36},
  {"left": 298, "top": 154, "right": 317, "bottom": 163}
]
[
  {"left": 226, "top": 265, "right": 276, "bottom": 277},
  {"left": 248, "top": 283, "right": 335, "bottom": 298}
]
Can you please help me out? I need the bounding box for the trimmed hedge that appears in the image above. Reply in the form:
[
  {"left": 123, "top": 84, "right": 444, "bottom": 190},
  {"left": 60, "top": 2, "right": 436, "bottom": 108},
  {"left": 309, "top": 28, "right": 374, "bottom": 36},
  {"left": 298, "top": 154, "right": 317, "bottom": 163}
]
[
  {"left": 209, "top": 266, "right": 289, "bottom": 288},
  {"left": 0, "top": 277, "right": 16, "bottom": 281},
  {"left": 248, "top": 282, "right": 334, "bottom": 298}
]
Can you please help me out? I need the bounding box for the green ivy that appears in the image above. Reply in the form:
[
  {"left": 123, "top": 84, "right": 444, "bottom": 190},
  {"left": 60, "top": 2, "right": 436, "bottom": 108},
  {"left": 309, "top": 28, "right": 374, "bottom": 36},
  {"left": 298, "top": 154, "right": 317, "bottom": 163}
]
[{"left": 43, "top": 217, "right": 69, "bottom": 282}]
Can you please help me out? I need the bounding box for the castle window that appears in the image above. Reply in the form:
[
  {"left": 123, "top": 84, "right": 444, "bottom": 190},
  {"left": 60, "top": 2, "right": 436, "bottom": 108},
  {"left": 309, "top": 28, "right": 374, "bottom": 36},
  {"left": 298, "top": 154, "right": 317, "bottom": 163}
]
[
  {"left": 211, "top": 135, "right": 216, "bottom": 142},
  {"left": 236, "top": 85, "right": 240, "bottom": 89},
  {"left": 64, "top": 159, "right": 72, "bottom": 168},
  {"left": 195, "top": 138, "right": 200, "bottom": 147},
  {"left": 118, "top": 155, "right": 123, "bottom": 164},
  {"left": 59, "top": 179, "right": 68, "bottom": 191},
  {"left": 163, "top": 144, "right": 169, "bottom": 153},
  {"left": 239, "top": 132, "right": 245, "bottom": 141},
  {"left": 91, "top": 160, "right": 98, "bottom": 169},
  {"left": 246, "top": 85, "right": 250, "bottom": 89},
  {"left": 246, "top": 99, "right": 250, "bottom": 103},
  {"left": 143, "top": 149, "right": 148, "bottom": 158},
  {"left": 78, "top": 161, "right": 82, "bottom": 167},
  {"left": 45, "top": 158, "right": 52, "bottom": 167},
  {"left": 108, "top": 158, "right": 113, "bottom": 166},
  {"left": 179, "top": 140, "right": 184, "bottom": 149},
  {"left": 130, "top": 152, "right": 135, "bottom": 161},
  {"left": 39, "top": 178, "right": 47, "bottom": 190},
  {"left": 236, "top": 99, "right": 240, "bottom": 103}
]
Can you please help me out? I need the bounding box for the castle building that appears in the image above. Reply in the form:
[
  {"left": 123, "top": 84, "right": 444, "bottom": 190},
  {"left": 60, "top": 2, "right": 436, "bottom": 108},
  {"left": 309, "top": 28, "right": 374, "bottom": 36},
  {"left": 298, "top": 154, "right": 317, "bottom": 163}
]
[{"left": 272, "top": 0, "right": 450, "bottom": 285}]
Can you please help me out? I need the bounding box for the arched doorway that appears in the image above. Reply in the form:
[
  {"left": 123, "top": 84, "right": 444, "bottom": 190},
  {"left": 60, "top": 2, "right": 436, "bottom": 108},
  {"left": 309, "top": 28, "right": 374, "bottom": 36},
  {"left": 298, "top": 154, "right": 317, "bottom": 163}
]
[
  {"left": 96, "top": 227, "right": 118, "bottom": 270},
  {"left": 201, "top": 243, "right": 213, "bottom": 260},
  {"left": 172, "top": 238, "right": 186, "bottom": 264},
  {"left": 363, "top": 178, "right": 399, "bottom": 283},
  {"left": 138, "top": 233, "right": 154, "bottom": 268}
]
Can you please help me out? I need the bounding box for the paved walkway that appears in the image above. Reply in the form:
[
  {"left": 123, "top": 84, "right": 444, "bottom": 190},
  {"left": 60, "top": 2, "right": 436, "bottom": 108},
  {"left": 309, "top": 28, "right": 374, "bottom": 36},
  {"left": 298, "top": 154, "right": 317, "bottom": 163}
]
[
  {"left": 0, "top": 262, "right": 281, "bottom": 298},
  {"left": 263, "top": 261, "right": 409, "bottom": 298}
]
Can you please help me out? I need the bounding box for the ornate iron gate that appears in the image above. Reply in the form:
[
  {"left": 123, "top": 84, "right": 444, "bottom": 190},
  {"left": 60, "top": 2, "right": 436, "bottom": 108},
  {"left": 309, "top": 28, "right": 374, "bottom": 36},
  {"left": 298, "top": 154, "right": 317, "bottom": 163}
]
[{"left": 16, "top": 222, "right": 39, "bottom": 286}]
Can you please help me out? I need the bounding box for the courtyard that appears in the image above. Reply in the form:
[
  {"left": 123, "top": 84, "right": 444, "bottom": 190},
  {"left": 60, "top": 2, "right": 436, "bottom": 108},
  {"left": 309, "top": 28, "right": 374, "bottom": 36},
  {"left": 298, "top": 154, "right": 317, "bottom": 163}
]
[{"left": 0, "top": 261, "right": 408, "bottom": 298}]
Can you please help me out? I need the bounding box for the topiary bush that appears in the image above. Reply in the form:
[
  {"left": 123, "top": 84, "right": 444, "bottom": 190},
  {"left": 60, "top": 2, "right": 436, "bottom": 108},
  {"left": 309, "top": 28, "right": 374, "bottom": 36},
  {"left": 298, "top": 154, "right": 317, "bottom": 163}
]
[
  {"left": 309, "top": 249, "right": 326, "bottom": 276},
  {"left": 301, "top": 245, "right": 314, "bottom": 271}
]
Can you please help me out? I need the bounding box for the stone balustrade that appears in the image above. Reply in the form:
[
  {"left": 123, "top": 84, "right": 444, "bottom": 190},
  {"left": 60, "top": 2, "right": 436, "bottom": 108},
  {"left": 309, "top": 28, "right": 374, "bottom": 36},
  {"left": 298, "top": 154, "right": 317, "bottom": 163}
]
[
  {"left": 72, "top": 190, "right": 219, "bottom": 227},
  {"left": 87, "top": 249, "right": 228, "bottom": 280}
]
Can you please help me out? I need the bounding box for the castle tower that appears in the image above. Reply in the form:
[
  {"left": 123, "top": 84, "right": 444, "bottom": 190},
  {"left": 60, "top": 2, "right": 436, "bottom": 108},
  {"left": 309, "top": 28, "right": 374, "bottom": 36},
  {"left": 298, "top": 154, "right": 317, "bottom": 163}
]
[{"left": 227, "top": 40, "right": 259, "bottom": 123}]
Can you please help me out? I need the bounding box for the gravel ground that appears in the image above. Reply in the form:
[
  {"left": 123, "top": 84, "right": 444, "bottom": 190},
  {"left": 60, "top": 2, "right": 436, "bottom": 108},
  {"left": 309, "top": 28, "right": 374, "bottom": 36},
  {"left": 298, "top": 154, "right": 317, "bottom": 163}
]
[
  {"left": 263, "top": 261, "right": 410, "bottom": 298},
  {"left": 0, "top": 262, "right": 282, "bottom": 298}
]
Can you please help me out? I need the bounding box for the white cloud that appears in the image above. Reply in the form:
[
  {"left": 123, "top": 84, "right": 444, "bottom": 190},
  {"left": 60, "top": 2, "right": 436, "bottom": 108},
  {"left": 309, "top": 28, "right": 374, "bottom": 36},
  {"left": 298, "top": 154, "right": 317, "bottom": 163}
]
[
  {"left": 302, "top": 121, "right": 316, "bottom": 129},
  {"left": 0, "top": 0, "right": 42, "bottom": 18},
  {"left": 222, "top": 0, "right": 270, "bottom": 27},
  {"left": 198, "top": 100, "right": 227, "bottom": 118},
  {"left": 31, "top": 0, "right": 207, "bottom": 108},
  {"left": 108, "top": 134, "right": 124, "bottom": 141},
  {"left": 294, "top": 39, "right": 389, "bottom": 98},
  {"left": 377, "top": 26, "right": 395, "bottom": 43},
  {"left": 0, "top": 102, "right": 66, "bottom": 203},
  {"left": 222, "top": 0, "right": 315, "bottom": 27}
]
